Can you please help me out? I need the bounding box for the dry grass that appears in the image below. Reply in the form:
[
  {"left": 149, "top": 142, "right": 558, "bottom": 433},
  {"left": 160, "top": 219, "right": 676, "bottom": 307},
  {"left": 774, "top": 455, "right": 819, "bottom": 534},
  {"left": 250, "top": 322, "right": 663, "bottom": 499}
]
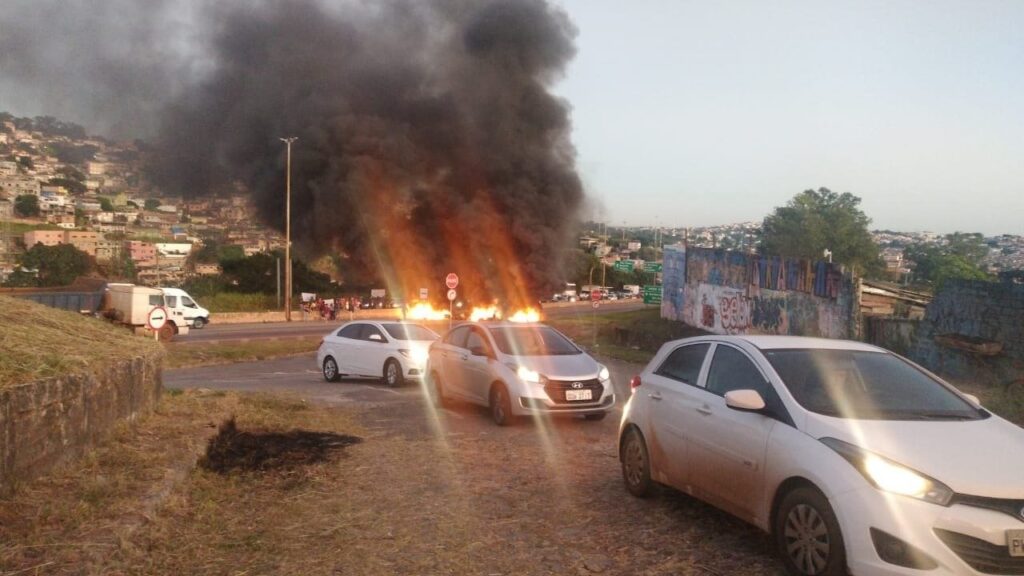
[
  {"left": 165, "top": 336, "right": 321, "bottom": 369},
  {"left": 0, "top": 295, "right": 163, "bottom": 388}
]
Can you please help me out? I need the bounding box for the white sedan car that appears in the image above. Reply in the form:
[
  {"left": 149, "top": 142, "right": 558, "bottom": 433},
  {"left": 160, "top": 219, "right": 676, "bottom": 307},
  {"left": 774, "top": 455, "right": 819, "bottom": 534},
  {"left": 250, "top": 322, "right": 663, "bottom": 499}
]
[
  {"left": 317, "top": 321, "right": 438, "bottom": 387},
  {"left": 619, "top": 335, "right": 1024, "bottom": 576}
]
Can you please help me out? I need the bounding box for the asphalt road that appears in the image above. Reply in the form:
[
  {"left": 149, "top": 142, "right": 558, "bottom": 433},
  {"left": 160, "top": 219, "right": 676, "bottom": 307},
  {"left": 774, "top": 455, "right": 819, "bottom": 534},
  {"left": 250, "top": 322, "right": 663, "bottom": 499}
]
[{"left": 177, "top": 299, "right": 650, "bottom": 343}]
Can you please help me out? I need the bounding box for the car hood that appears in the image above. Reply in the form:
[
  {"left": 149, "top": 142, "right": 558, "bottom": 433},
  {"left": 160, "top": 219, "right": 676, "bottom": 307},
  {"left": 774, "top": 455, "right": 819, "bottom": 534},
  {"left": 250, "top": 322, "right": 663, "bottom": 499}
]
[
  {"left": 505, "top": 353, "right": 599, "bottom": 381},
  {"left": 807, "top": 414, "right": 1024, "bottom": 498}
]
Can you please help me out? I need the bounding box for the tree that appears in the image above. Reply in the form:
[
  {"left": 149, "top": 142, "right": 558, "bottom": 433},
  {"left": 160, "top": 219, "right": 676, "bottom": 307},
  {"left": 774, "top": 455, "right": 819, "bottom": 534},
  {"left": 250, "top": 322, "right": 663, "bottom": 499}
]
[
  {"left": 761, "top": 188, "right": 882, "bottom": 275},
  {"left": 5, "top": 244, "right": 94, "bottom": 287},
  {"left": 47, "top": 177, "right": 86, "bottom": 195},
  {"left": 904, "top": 233, "right": 992, "bottom": 290},
  {"left": 144, "top": 198, "right": 161, "bottom": 211},
  {"left": 99, "top": 196, "right": 114, "bottom": 211},
  {"left": 16, "top": 155, "right": 34, "bottom": 171},
  {"left": 14, "top": 194, "right": 40, "bottom": 217}
]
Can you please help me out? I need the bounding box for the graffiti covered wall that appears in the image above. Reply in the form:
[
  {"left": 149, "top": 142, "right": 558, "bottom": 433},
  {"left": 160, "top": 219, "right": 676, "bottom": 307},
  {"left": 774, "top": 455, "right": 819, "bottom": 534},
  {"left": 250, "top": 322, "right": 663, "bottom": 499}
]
[
  {"left": 910, "top": 280, "right": 1024, "bottom": 385},
  {"left": 661, "top": 246, "right": 857, "bottom": 338}
]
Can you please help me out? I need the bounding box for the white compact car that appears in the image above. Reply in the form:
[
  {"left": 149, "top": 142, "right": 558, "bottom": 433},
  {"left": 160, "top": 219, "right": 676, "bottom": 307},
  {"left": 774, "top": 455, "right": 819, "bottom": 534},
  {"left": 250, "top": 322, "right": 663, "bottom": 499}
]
[
  {"left": 618, "top": 335, "right": 1024, "bottom": 576},
  {"left": 425, "top": 322, "right": 614, "bottom": 425},
  {"left": 317, "top": 321, "right": 439, "bottom": 387}
]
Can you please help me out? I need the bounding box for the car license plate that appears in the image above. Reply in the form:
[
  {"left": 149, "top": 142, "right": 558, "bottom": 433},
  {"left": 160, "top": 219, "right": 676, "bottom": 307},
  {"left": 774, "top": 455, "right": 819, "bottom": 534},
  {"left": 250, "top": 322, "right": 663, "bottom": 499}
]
[
  {"left": 1010, "top": 529, "right": 1024, "bottom": 557},
  {"left": 565, "top": 389, "right": 592, "bottom": 402}
]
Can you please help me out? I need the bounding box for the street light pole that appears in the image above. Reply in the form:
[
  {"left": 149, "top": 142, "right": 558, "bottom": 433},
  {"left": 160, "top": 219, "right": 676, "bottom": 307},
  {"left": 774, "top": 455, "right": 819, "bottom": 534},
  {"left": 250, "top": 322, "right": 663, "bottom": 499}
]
[{"left": 280, "top": 137, "right": 298, "bottom": 321}]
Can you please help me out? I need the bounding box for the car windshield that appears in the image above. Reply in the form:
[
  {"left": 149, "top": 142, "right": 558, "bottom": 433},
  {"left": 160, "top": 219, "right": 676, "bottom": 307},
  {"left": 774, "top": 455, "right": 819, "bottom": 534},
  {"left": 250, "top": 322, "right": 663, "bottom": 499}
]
[
  {"left": 763, "top": 349, "right": 983, "bottom": 420},
  {"left": 382, "top": 324, "right": 438, "bottom": 341},
  {"left": 489, "top": 326, "right": 581, "bottom": 356}
]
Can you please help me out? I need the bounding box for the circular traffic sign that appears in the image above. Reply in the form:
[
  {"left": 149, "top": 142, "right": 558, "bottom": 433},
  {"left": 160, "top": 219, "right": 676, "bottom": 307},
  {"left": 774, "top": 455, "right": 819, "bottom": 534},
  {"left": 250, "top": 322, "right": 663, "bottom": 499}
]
[
  {"left": 590, "top": 289, "right": 601, "bottom": 302},
  {"left": 147, "top": 306, "right": 169, "bottom": 330},
  {"left": 445, "top": 273, "right": 459, "bottom": 290},
  {"left": 592, "top": 301, "right": 600, "bottom": 309},
  {"left": 447, "top": 289, "right": 457, "bottom": 302}
]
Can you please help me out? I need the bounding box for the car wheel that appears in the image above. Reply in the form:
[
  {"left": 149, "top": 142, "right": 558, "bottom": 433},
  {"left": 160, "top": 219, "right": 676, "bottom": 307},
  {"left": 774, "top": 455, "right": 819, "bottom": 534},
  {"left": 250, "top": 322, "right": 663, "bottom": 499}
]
[
  {"left": 429, "top": 371, "right": 450, "bottom": 408},
  {"left": 775, "top": 486, "right": 847, "bottom": 576},
  {"left": 158, "top": 323, "right": 176, "bottom": 341},
  {"left": 192, "top": 317, "right": 206, "bottom": 329},
  {"left": 489, "top": 383, "right": 514, "bottom": 426},
  {"left": 323, "top": 356, "right": 340, "bottom": 382},
  {"left": 620, "top": 427, "right": 654, "bottom": 497},
  {"left": 384, "top": 359, "right": 404, "bottom": 388},
  {"left": 584, "top": 412, "right": 607, "bottom": 421}
]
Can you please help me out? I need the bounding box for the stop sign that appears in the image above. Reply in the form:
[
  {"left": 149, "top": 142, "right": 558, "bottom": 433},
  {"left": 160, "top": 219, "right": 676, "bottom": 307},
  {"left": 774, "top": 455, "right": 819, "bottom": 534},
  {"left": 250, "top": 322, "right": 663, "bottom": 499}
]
[
  {"left": 445, "top": 273, "right": 459, "bottom": 290},
  {"left": 590, "top": 289, "right": 601, "bottom": 302}
]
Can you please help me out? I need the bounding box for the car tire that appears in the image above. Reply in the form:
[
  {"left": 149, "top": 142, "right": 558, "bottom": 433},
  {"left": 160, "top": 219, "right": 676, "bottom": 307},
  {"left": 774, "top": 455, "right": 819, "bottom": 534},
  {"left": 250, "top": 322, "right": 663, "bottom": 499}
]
[
  {"left": 323, "top": 356, "right": 340, "bottom": 382},
  {"left": 584, "top": 412, "right": 607, "bottom": 421},
  {"left": 620, "top": 427, "right": 654, "bottom": 498},
  {"left": 489, "top": 383, "right": 515, "bottom": 426},
  {"left": 774, "top": 486, "right": 847, "bottom": 576},
  {"left": 384, "top": 358, "right": 404, "bottom": 388},
  {"left": 192, "top": 317, "right": 206, "bottom": 329},
  {"left": 428, "top": 371, "right": 451, "bottom": 408},
  {"left": 158, "top": 323, "right": 176, "bottom": 341}
]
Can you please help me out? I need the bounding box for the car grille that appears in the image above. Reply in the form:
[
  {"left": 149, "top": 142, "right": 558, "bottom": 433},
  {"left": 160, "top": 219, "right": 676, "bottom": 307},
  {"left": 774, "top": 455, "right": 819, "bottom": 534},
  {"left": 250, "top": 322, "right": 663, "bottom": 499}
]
[
  {"left": 953, "top": 494, "right": 1024, "bottom": 523},
  {"left": 934, "top": 529, "right": 1024, "bottom": 575},
  {"left": 543, "top": 378, "right": 603, "bottom": 405}
]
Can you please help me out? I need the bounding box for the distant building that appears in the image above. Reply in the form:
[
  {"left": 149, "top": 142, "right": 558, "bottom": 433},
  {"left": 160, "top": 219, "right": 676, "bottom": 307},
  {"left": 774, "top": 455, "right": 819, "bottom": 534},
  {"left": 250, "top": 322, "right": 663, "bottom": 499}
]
[
  {"left": 24, "top": 230, "right": 64, "bottom": 247},
  {"left": 0, "top": 177, "right": 41, "bottom": 197},
  {"left": 125, "top": 240, "right": 156, "bottom": 264},
  {"left": 194, "top": 263, "right": 221, "bottom": 276},
  {"left": 627, "top": 241, "right": 642, "bottom": 252},
  {"left": 0, "top": 200, "right": 13, "bottom": 219},
  {"left": 64, "top": 230, "right": 99, "bottom": 256},
  {"left": 0, "top": 161, "right": 18, "bottom": 176}
]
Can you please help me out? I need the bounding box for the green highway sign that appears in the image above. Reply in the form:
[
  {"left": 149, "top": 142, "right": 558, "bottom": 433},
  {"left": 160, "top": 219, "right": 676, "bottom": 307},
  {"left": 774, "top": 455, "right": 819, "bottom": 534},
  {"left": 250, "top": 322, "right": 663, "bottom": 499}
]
[
  {"left": 643, "top": 262, "right": 663, "bottom": 273},
  {"left": 613, "top": 260, "right": 633, "bottom": 272},
  {"left": 643, "top": 285, "right": 662, "bottom": 305}
]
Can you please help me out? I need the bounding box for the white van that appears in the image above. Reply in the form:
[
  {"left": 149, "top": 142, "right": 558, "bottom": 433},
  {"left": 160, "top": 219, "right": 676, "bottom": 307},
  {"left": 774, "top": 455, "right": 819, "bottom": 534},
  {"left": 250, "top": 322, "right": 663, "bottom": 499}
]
[{"left": 159, "top": 287, "right": 211, "bottom": 329}]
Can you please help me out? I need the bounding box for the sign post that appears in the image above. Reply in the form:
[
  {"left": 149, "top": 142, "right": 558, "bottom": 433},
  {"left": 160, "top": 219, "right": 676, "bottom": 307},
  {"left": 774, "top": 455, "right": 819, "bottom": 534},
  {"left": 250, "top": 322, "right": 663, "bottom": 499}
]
[
  {"left": 445, "top": 274, "right": 459, "bottom": 329},
  {"left": 147, "top": 306, "right": 168, "bottom": 341}
]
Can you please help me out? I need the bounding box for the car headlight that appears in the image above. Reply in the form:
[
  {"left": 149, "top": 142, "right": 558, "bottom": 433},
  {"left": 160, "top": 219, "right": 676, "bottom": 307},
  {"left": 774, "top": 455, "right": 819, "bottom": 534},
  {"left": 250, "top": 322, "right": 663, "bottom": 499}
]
[
  {"left": 504, "top": 363, "right": 543, "bottom": 384},
  {"left": 598, "top": 365, "right": 610, "bottom": 381},
  {"left": 399, "top": 348, "right": 429, "bottom": 366},
  {"left": 821, "top": 438, "right": 953, "bottom": 506}
]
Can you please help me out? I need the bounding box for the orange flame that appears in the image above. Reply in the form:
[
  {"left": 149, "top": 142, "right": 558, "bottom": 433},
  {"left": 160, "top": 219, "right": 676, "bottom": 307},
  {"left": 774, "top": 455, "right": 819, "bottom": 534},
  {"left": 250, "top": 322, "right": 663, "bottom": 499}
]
[
  {"left": 507, "top": 308, "right": 541, "bottom": 323},
  {"left": 407, "top": 302, "right": 449, "bottom": 321},
  {"left": 469, "top": 306, "right": 501, "bottom": 322}
]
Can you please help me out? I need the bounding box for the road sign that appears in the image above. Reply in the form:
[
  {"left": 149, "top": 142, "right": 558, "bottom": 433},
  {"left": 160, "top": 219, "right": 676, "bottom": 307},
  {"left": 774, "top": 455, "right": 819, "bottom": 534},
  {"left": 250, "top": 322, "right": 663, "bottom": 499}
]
[
  {"left": 447, "top": 289, "right": 457, "bottom": 301},
  {"left": 642, "top": 285, "right": 662, "bottom": 305},
  {"left": 613, "top": 260, "right": 633, "bottom": 272},
  {"left": 590, "top": 289, "right": 601, "bottom": 302},
  {"left": 592, "top": 300, "right": 600, "bottom": 309},
  {"left": 147, "top": 306, "right": 168, "bottom": 330},
  {"left": 445, "top": 273, "right": 459, "bottom": 290},
  {"left": 643, "top": 262, "right": 663, "bottom": 273},
  {"left": 419, "top": 288, "right": 429, "bottom": 300}
]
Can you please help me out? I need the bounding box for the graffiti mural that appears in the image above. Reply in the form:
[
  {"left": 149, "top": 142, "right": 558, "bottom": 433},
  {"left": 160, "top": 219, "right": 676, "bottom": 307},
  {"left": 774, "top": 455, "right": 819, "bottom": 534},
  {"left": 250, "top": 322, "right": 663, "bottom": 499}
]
[{"left": 662, "top": 247, "right": 854, "bottom": 339}]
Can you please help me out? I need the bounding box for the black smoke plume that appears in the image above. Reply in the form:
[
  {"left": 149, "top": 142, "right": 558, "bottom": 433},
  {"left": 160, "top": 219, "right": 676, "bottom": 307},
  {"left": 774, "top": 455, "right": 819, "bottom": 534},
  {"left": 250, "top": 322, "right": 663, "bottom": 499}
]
[{"left": 1, "top": 0, "right": 584, "bottom": 302}]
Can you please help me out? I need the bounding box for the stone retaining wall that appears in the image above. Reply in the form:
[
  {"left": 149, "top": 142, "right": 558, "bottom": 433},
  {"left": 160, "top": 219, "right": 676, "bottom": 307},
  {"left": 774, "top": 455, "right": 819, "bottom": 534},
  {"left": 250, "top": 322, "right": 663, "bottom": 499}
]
[{"left": 0, "top": 356, "right": 162, "bottom": 495}]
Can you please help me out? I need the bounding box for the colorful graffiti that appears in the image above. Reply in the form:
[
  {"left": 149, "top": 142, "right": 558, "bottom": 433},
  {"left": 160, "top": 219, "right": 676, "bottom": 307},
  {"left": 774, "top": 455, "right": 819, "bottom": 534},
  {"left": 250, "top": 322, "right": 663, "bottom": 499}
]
[{"left": 664, "top": 247, "right": 854, "bottom": 338}]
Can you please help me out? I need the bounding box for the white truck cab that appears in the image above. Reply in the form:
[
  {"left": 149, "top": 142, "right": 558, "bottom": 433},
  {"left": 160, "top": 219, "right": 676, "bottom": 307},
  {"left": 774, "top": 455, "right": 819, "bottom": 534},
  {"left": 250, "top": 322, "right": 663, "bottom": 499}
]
[{"left": 159, "top": 287, "right": 211, "bottom": 329}]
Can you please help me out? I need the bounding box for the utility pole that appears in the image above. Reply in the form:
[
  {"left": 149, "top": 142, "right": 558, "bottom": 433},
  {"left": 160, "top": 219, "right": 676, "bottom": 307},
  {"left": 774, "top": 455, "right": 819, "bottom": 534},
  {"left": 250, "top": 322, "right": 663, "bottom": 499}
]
[{"left": 280, "top": 137, "right": 298, "bottom": 321}]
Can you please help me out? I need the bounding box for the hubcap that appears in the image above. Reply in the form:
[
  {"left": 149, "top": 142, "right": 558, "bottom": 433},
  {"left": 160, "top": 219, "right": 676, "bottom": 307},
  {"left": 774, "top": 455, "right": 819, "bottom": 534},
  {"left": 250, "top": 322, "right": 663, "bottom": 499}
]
[
  {"left": 624, "top": 437, "right": 644, "bottom": 486},
  {"left": 783, "top": 504, "right": 830, "bottom": 575},
  {"left": 324, "top": 360, "right": 337, "bottom": 379},
  {"left": 494, "top": 390, "right": 505, "bottom": 421},
  {"left": 387, "top": 363, "right": 397, "bottom": 384}
]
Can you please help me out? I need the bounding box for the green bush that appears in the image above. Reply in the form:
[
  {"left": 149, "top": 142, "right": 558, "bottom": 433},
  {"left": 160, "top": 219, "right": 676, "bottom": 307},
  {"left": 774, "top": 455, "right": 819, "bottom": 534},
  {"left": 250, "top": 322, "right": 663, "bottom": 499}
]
[{"left": 200, "top": 292, "right": 283, "bottom": 313}]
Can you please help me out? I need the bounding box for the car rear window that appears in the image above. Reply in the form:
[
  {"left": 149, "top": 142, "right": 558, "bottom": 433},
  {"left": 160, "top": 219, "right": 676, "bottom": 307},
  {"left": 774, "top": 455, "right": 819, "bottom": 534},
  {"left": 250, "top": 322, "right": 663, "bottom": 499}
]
[{"left": 764, "top": 349, "right": 983, "bottom": 420}]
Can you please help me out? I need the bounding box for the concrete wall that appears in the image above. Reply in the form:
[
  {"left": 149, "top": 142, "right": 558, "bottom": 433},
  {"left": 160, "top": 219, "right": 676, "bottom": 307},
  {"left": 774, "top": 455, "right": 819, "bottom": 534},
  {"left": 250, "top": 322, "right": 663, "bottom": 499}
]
[
  {"left": 910, "top": 280, "right": 1024, "bottom": 385},
  {"left": 661, "top": 245, "right": 858, "bottom": 339},
  {"left": 0, "top": 356, "right": 162, "bottom": 494}
]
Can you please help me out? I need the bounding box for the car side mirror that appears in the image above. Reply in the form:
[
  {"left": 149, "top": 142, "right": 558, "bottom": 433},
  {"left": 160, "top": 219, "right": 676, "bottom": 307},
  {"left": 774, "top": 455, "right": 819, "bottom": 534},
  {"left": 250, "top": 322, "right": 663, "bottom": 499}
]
[
  {"left": 963, "top": 393, "right": 980, "bottom": 406},
  {"left": 369, "top": 334, "right": 384, "bottom": 342},
  {"left": 725, "top": 389, "right": 767, "bottom": 412}
]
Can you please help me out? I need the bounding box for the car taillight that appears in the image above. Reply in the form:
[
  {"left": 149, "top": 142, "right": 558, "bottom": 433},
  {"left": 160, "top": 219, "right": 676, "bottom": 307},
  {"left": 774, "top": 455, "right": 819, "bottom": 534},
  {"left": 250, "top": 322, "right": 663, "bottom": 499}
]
[{"left": 630, "top": 375, "right": 642, "bottom": 390}]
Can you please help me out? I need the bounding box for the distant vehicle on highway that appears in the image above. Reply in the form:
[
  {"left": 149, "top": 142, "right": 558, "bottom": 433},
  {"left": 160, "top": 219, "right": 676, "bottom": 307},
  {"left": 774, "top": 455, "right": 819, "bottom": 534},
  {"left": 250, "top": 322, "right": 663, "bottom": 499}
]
[
  {"left": 619, "top": 335, "right": 1024, "bottom": 576},
  {"left": 318, "top": 321, "right": 439, "bottom": 387},
  {"left": 426, "top": 322, "right": 614, "bottom": 425},
  {"left": 159, "top": 287, "right": 211, "bottom": 329}
]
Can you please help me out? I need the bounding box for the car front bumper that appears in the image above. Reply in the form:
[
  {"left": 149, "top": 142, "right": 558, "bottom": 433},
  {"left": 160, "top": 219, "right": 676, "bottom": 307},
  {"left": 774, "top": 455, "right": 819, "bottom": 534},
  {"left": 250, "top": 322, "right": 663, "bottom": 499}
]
[
  {"left": 832, "top": 484, "right": 1024, "bottom": 575},
  {"left": 513, "top": 379, "right": 615, "bottom": 416}
]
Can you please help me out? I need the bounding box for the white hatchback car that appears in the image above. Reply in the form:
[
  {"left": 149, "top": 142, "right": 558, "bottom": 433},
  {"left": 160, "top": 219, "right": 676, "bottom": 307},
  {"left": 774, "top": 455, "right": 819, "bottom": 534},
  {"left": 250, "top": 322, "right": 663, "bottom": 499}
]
[
  {"left": 425, "top": 322, "right": 614, "bottom": 425},
  {"left": 619, "top": 335, "right": 1024, "bottom": 576},
  {"left": 317, "top": 321, "right": 438, "bottom": 387}
]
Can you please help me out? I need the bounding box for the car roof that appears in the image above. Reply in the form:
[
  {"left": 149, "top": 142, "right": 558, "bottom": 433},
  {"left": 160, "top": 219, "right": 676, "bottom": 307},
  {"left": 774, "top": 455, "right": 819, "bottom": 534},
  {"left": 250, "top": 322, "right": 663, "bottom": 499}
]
[
  {"left": 698, "top": 335, "right": 883, "bottom": 352},
  {"left": 472, "top": 322, "right": 550, "bottom": 329}
]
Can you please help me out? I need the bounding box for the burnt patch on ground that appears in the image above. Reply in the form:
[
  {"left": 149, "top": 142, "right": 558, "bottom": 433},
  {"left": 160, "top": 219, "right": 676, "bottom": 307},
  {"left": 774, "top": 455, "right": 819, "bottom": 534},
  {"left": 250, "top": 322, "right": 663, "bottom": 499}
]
[{"left": 200, "top": 418, "right": 362, "bottom": 474}]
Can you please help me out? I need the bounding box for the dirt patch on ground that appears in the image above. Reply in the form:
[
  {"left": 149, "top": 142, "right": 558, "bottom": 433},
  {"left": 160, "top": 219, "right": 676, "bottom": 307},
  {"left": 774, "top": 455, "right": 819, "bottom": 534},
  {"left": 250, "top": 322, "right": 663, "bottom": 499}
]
[{"left": 200, "top": 418, "right": 362, "bottom": 473}]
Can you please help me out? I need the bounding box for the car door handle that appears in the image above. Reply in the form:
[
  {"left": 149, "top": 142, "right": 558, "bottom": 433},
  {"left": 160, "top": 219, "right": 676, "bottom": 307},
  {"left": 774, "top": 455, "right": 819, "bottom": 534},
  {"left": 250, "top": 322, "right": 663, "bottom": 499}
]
[
  {"left": 648, "top": 392, "right": 663, "bottom": 401},
  {"left": 696, "top": 405, "right": 712, "bottom": 415}
]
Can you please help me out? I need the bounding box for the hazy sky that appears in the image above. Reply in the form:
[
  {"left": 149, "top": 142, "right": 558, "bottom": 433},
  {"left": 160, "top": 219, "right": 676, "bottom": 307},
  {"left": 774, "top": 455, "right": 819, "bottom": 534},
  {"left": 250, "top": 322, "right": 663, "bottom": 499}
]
[{"left": 552, "top": 0, "right": 1024, "bottom": 235}]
